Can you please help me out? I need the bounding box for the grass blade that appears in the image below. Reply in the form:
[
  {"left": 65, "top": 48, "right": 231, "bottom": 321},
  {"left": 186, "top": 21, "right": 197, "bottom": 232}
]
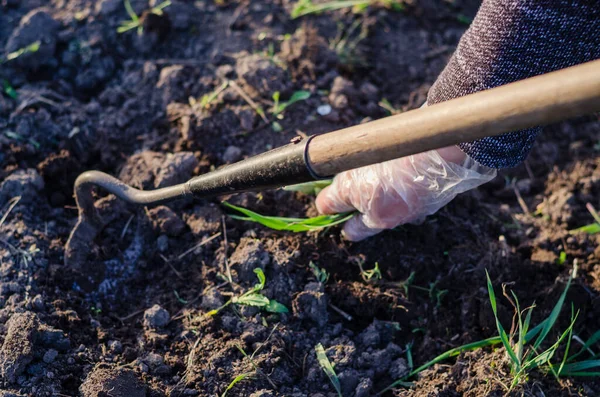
[
  {"left": 568, "top": 330, "right": 600, "bottom": 362},
  {"left": 486, "top": 271, "right": 520, "bottom": 370},
  {"left": 532, "top": 265, "right": 577, "bottom": 350},
  {"left": 223, "top": 202, "right": 353, "bottom": 232},
  {"left": 315, "top": 343, "right": 342, "bottom": 397},
  {"left": 221, "top": 373, "right": 252, "bottom": 397}
]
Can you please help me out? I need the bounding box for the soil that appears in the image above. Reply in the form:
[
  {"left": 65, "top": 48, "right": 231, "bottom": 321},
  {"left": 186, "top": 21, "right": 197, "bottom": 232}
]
[{"left": 1, "top": 1, "right": 599, "bottom": 396}]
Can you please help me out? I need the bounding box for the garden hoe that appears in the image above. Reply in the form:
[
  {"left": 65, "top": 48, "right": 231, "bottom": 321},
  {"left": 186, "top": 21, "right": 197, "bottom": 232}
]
[{"left": 65, "top": 59, "right": 600, "bottom": 270}]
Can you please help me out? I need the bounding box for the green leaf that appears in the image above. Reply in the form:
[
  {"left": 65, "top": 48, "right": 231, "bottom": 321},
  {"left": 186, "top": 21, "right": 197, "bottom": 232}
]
[
  {"left": 221, "top": 373, "right": 252, "bottom": 397},
  {"left": 486, "top": 271, "right": 520, "bottom": 369},
  {"left": 2, "top": 80, "right": 17, "bottom": 99},
  {"left": 287, "top": 90, "right": 311, "bottom": 104},
  {"left": 222, "top": 201, "right": 354, "bottom": 232},
  {"left": 234, "top": 293, "right": 270, "bottom": 307},
  {"left": 123, "top": 0, "right": 139, "bottom": 21},
  {"left": 253, "top": 268, "right": 266, "bottom": 291},
  {"left": 568, "top": 330, "right": 600, "bottom": 362},
  {"left": 570, "top": 223, "right": 600, "bottom": 235},
  {"left": 315, "top": 343, "right": 342, "bottom": 397},
  {"left": 266, "top": 299, "right": 289, "bottom": 313},
  {"left": 532, "top": 265, "right": 576, "bottom": 350}
]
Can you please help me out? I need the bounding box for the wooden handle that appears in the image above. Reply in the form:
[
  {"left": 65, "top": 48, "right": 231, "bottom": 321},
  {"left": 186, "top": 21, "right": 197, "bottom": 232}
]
[{"left": 307, "top": 59, "right": 600, "bottom": 176}]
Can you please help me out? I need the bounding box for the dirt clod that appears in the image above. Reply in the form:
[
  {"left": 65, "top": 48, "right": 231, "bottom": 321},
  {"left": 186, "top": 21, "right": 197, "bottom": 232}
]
[
  {"left": 292, "top": 282, "right": 328, "bottom": 327},
  {"left": 236, "top": 53, "right": 289, "bottom": 95},
  {"left": 147, "top": 206, "right": 186, "bottom": 236},
  {"left": 143, "top": 304, "right": 170, "bottom": 329},
  {"left": 80, "top": 366, "right": 146, "bottom": 397},
  {"left": 228, "top": 237, "right": 270, "bottom": 283},
  {"left": 5, "top": 9, "right": 60, "bottom": 70},
  {"left": 0, "top": 312, "right": 38, "bottom": 383}
]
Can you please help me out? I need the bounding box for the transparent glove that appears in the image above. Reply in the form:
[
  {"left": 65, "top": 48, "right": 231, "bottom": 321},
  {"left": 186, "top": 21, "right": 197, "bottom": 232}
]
[{"left": 315, "top": 146, "right": 496, "bottom": 241}]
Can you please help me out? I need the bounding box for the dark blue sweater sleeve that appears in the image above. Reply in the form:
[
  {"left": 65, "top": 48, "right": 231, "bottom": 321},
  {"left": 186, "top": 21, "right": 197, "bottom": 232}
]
[{"left": 427, "top": 0, "right": 600, "bottom": 169}]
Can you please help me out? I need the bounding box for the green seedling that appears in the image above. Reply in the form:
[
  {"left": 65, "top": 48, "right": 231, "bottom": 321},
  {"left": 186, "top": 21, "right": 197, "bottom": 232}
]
[
  {"left": 309, "top": 261, "right": 329, "bottom": 283},
  {"left": 557, "top": 251, "right": 567, "bottom": 266},
  {"left": 190, "top": 81, "right": 229, "bottom": 109},
  {"left": 456, "top": 14, "right": 472, "bottom": 25},
  {"left": 284, "top": 179, "right": 333, "bottom": 195},
  {"left": 117, "top": 0, "right": 171, "bottom": 35},
  {"left": 315, "top": 343, "right": 342, "bottom": 397},
  {"left": 291, "top": 0, "right": 404, "bottom": 19},
  {"left": 223, "top": 325, "right": 279, "bottom": 395},
  {"left": 208, "top": 268, "right": 288, "bottom": 316},
  {"left": 0, "top": 41, "right": 41, "bottom": 64},
  {"left": 570, "top": 203, "right": 600, "bottom": 235},
  {"left": 329, "top": 18, "right": 369, "bottom": 69},
  {"left": 360, "top": 261, "right": 382, "bottom": 282},
  {"left": 223, "top": 202, "right": 354, "bottom": 232},
  {"left": 270, "top": 90, "right": 311, "bottom": 132},
  {"left": 222, "top": 373, "right": 252, "bottom": 397},
  {"left": 2, "top": 80, "right": 18, "bottom": 99},
  {"left": 379, "top": 263, "right": 598, "bottom": 395}
]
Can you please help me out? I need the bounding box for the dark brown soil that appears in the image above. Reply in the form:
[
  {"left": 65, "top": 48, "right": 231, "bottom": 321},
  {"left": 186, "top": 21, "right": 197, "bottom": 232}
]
[{"left": 1, "top": 1, "right": 599, "bottom": 396}]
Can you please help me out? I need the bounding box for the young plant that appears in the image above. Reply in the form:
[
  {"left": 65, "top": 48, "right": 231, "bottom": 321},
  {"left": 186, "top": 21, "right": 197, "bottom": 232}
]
[
  {"left": 315, "top": 343, "right": 342, "bottom": 397},
  {"left": 291, "top": 0, "right": 404, "bottom": 19},
  {"left": 270, "top": 90, "right": 310, "bottom": 131},
  {"left": 117, "top": 0, "right": 171, "bottom": 35},
  {"left": 379, "top": 263, "right": 598, "bottom": 394},
  {"left": 208, "top": 268, "right": 288, "bottom": 316},
  {"left": 0, "top": 41, "right": 40, "bottom": 65},
  {"left": 570, "top": 202, "right": 600, "bottom": 235},
  {"left": 329, "top": 18, "right": 369, "bottom": 69},
  {"left": 223, "top": 202, "right": 354, "bottom": 232},
  {"left": 378, "top": 98, "right": 402, "bottom": 115},
  {"left": 360, "top": 261, "right": 382, "bottom": 282},
  {"left": 190, "top": 81, "right": 229, "bottom": 109},
  {"left": 2, "top": 80, "right": 18, "bottom": 99},
  {"left": 309, "top": 261, "right": 329, "bottom": 283}
]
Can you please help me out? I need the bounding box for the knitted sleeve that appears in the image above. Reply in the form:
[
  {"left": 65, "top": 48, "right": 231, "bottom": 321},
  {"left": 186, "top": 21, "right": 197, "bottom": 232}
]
[{"left": 427, "top": 0, "right": 600, "bottom": 169}]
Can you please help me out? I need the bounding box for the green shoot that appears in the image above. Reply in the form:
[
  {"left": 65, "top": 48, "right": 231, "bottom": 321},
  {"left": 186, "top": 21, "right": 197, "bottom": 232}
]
[
  {"left": 570, "top": 203, "right": 600, "bottom": 235},
  {"left": 1, "top": 41, "right": 40, "bottom": 64},
  {"left": 208, "top": 268, "right": 288, "bottom": 316},
  {"left": 379, "top": 263, "right": 597, "bottom": 394},
  {"left": 284, "top": 179, "right": 333, "bottom": 195},
  {"left": 315, "top": 343, "right": 342, "bottom": 397},
  {"left": 329, "top": 18, "right": 369, "bottom": 68},
  {"left": 309, "top": 261, "right": 329, "bottom": 283},
  {"left": 360, "top": 262, "right": 382, "bottom": 282},
  {"left": 456, "top": 14, "right": 472, "bottom": 25},
  {"left": 224, "top": 325, "right": 279, "bottom": 395},
  {"left": 2, "top": 80, "right": 18, "bottom": 99},
  {"left": 557, "top": 251, "right": 567, "bottom": 266},
  {"left": 3, "top": 131, "right": 41, "bottom": 149},
  {"left": 221, "top": 373, "right": 252, "bottom": 397},
  {"left": 117, "top": 0, "right": 171, "bottom": 35},
  {"left": 190, "top": 81, "right": 229, "bottom": 109},
  {"left": 291, "top": 0, "right": 404, "bottom": 19},
  {"left": 222, "top": 202, "right": 354, "bottom": 232},
  {"left": 270, "top": 90, "right": 311, "bottom": 118}
]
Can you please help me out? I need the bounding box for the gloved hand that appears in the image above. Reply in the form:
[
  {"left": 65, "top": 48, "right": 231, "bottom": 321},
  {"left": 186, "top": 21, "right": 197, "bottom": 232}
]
[{"left": 315, "top": 145, "right": 496, "bottom": 241}]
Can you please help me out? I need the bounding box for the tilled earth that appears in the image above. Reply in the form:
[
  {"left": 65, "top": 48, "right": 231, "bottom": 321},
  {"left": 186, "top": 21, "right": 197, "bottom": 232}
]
[{"left": 1, "top": 1, "right": 600, "bottom": 396}]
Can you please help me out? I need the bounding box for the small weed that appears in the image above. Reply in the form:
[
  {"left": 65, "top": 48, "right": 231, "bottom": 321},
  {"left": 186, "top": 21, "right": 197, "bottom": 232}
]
[
  {"left": 284, "top": 179, "right": 333, "bottom": 195},
  {"left": 117, "top": 0, "right": 171, "bottom": 35},
  {"left": 223, "top": 325, "right": 279, "bottom": 395},
  {"left": 570, "top": 203, "right": 600, "bottom": 235},
  {"left": 557, "top": 251, "right": 567, "bottom": 266},
  {"left": 2, "top": 80, "right": 18, "bottom": 99},
  {"left": 222, "top": 202, "right": 354, "bottom": 232},
  {"left": 0, "top": 41, "right": 40, "bottom": 64},
  {"left": 269, "top": 90, "right": 310, "bottom": 131},
  {"left": 208, "top": 268, "right": 288, "bottom": 316},
  {"left": 309, "top": 261, "right": 329, "bottom": 283},
  {"left": 173, "top": 290, "right": 188, "bottom": 304},
  {"left": 329, "top": 18, "right": 369, "bottom": 69},
  {"left": 456, "top": 14, "right": 472, "bottom": 25},
  {"left": 360, "top": 261, "right": 382, "bottom": 282},
  {"left": 315, "top": 343, "right": 342, "bottom": 397},
  {"left": 189, "top": 81, "right": 229, "bottom": 109},
  {"left": 379, "top": 263, "right": 595, "bottom": 394},
  {"left": 291, "top": 0, "right": 404, "bottom": 19}
]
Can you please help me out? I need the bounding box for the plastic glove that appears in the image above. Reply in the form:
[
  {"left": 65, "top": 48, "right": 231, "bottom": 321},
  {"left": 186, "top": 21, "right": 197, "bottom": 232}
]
[{"left": 315, "top": 145, "right": 496, "bottom": 241}]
